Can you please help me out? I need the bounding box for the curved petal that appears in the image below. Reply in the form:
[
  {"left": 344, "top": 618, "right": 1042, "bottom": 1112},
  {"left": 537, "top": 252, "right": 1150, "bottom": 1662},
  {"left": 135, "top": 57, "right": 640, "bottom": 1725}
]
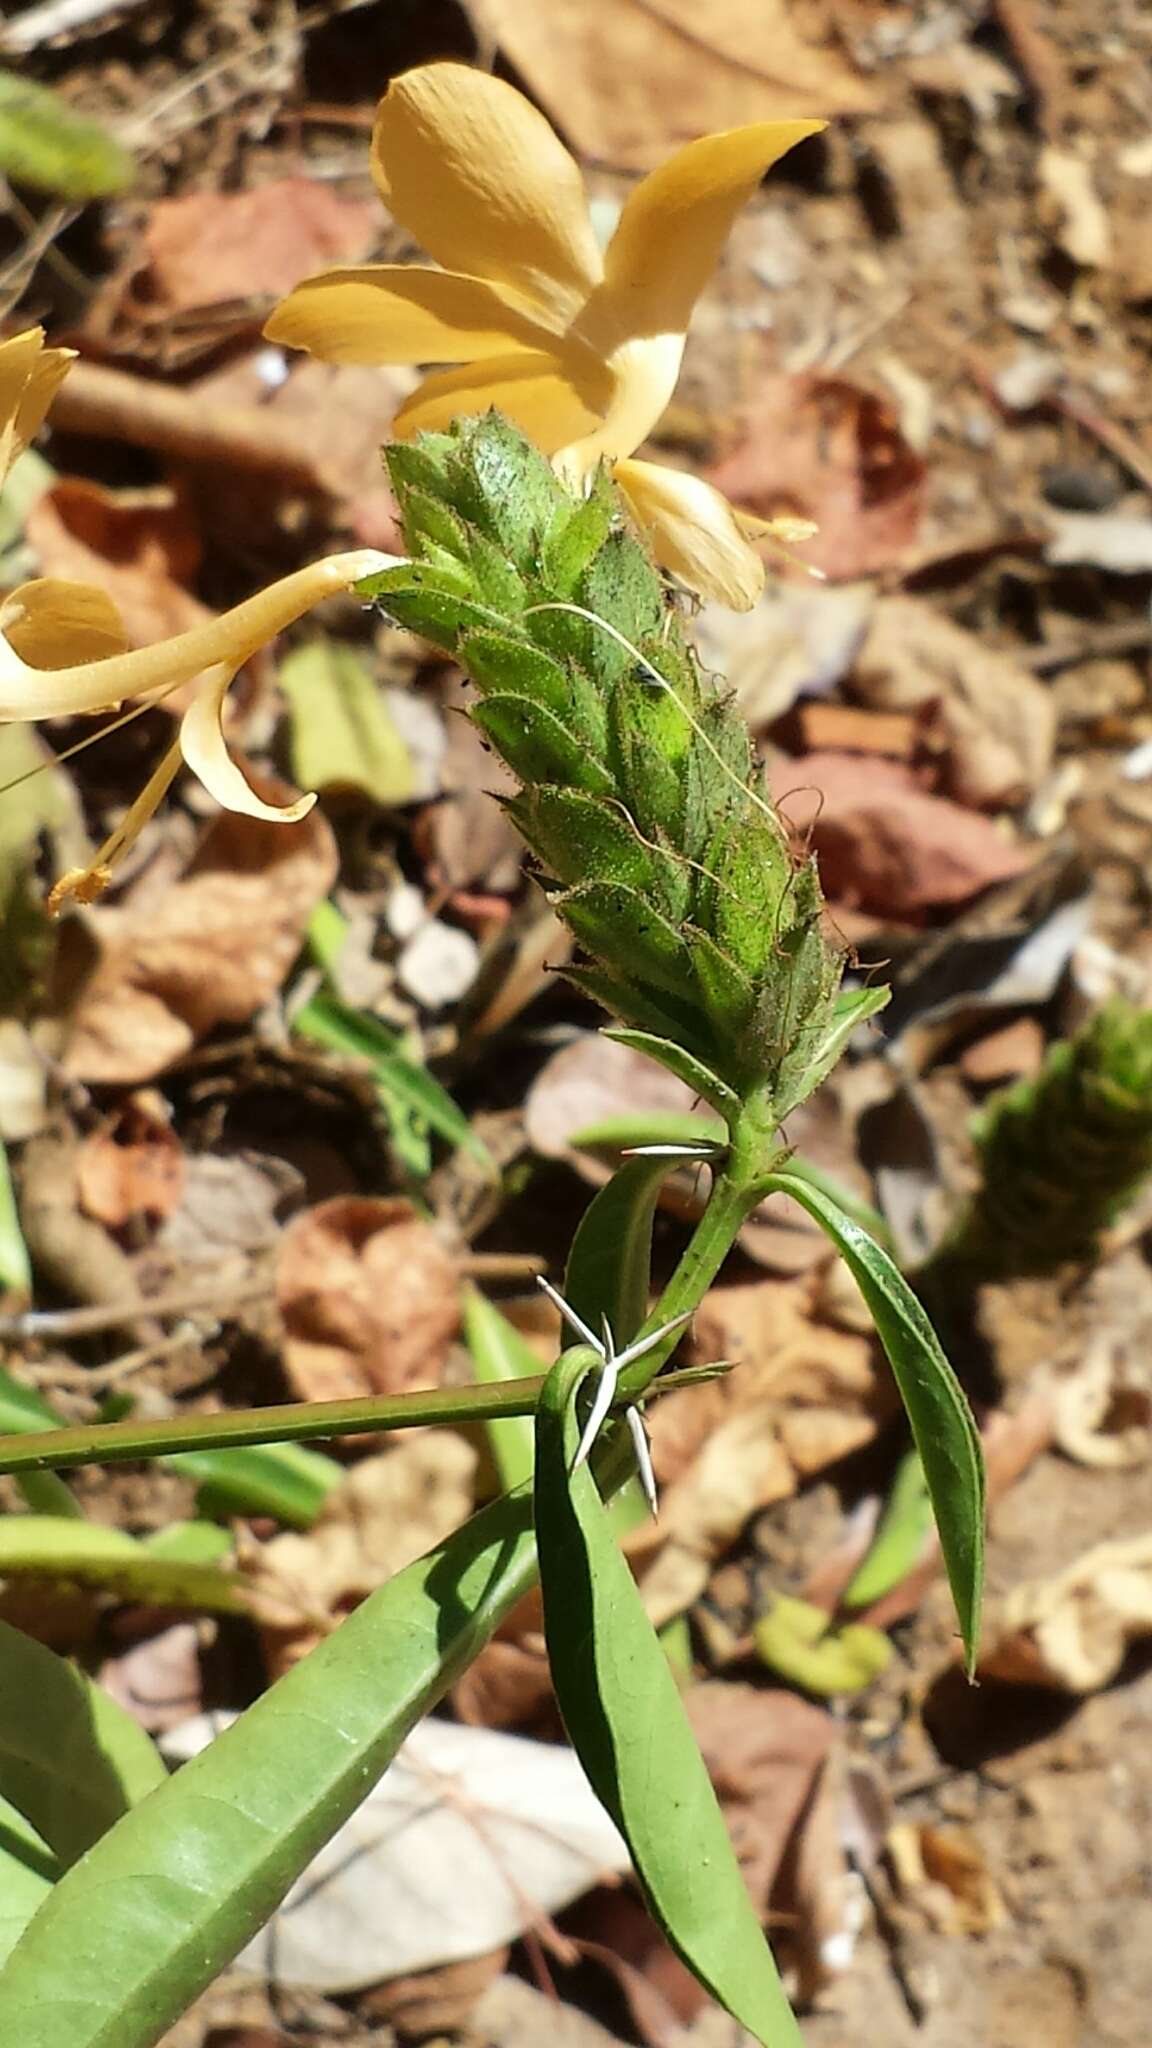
[
  {"left": 0, "top": 328, "right": 74, "bottom": 486},
  {"left": 393, "top": 350, "right": 612, "bottom": 454},
  {"left": 553, "top": 333, "right": 684, "bottom": 475},
  {"left": 264, "top": 264, "right": 555, "bottom": 366},
  {"left": 584, "top": 121, "right": 824, "bottom": 353},
  {"left": 614, "top": 458, "right": 766, "bottom": 610},
  {"left": 180, "top": 665, "right": 315, "bottom": 824},
  {"left": 372, "top": 63, "right": 602, "bottom": 323},
  {"left": 0, "top": 578, "right": 129, "bottom": 669}
]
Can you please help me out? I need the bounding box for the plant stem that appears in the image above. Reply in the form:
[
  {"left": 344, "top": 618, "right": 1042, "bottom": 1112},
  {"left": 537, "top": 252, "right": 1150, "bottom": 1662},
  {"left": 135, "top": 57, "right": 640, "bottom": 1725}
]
[
  {"left": 618, "top": 1097, "right": 782, "bottom": 1404},
  {"left": 0, "top": 1362, "right": 727, "bottom": 1477}
]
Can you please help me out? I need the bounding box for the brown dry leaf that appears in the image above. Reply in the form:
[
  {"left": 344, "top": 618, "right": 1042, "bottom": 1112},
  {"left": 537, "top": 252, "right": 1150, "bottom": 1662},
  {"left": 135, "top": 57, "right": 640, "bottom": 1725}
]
[
  {"left": 979, "top": 1535, "right": 1152, "bottom": 1692},
  {"left": 688, "top": 1681, "right": 839, "bottom": 1927},
  {"left": 76, "top": 1090, "right": 185, "bottom": 1230},
  {"left": 17, "top": 1128, "right": 138, "bottom": 1309},
  {"left": 247, "top": 1434, "right": 476, "bottom": 1669},
  {"left": 709, "top": 375, "right": 926, "bottom": 582},
  {"left": 360, "top": 1950, "right": 509, "bottom": 2036},
  {"left": 887, "top": 1822, "right": 1006, "bottom": 1936},
  {"left": 140, "top": 181, "right": 379, "bottom": 315},
  {"left": 25, "top": 479, "right": 211, "bottom": 647},
  {"left": 639, "top": 1275, "right": 884, "bottom": 1623},
  {"left": 64, "top": 802, "right": 337, "bottom": 1084},
  {"left": 769, "top": 750, "right": 1032, "bottom": 918},
  {"left": 851, "top": 596, "right": 1058, "bottom": 811},
  {"left": 465, "top": 0, "right": 874, "bottom": 168},
  {"left": 275, "top": 1195, "right": 459, "bottom": 1404},
  {"left": 692, "top": 581, "right": 876, "bottom": 733}
]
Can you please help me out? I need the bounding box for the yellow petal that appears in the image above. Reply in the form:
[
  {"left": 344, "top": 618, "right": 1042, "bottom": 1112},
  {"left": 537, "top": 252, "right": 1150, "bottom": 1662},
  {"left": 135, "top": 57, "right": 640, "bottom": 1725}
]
[
  {"left": 553, "top": 333, "right": 684, "bottom": 475},
  {"left": 393, "top": 350, "right": 611, "bottom": 453},
  {"left": 264, "top": 264, "right": 554, "bottom": 366},
  {"left": 372, "top": 63, "right": 602, "bottom": 322},
  {"left": 0, "top": 579, "right": 129, "bottom": 669},
  {"left": 0, "top": 328, "right": 74, "bottom": 486},
  {"left": 180, "top": 664, "right": 316, "bottom": 825},
  {"left": 586, "top": 121, "right": 824, "bottom": 351},
  {"left": 614, "top": 458, "right": 766, "bottom": 610}
]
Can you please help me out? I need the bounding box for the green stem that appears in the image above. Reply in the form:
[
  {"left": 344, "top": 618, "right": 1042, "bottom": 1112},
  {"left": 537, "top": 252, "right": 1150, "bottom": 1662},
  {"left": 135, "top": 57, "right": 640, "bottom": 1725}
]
[
  {"left": 0, "top": 1104, "right": 779, "bottom": 1484},
  {"left": 0, "top": 1363, "right": 727, "bottom": 1478},
  {"left": 618, "top": 1097, "right": 782, "bottom": 1404}
]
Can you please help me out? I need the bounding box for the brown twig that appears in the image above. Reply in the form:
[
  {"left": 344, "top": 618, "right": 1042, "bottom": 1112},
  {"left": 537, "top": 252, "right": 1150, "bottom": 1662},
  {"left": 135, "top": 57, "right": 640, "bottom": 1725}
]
[
  {"left": 0, "top": 1280, "right": 271, "bottom": 1344},
  {"left": 48, "top": 359, "right": 333, "bottom": 493}
]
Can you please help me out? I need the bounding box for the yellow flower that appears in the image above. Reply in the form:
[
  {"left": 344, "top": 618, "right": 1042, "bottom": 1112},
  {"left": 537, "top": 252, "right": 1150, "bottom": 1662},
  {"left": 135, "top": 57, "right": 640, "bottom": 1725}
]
[
  {"left": 265, "top": 63, "right": 822, "bottom": 610},
  {"left": 0, "top": 329, "right": 398, "bottom": 905}
]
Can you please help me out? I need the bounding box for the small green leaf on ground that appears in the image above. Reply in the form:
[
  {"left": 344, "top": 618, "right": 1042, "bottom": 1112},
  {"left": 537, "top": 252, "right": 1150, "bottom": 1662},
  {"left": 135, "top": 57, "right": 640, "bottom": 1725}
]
[
  {"left": 0, "top": 71, "right": 134, "bottom": 198},
  {"left": 280, "top": 640, "right": 414, "bottom": 806}
]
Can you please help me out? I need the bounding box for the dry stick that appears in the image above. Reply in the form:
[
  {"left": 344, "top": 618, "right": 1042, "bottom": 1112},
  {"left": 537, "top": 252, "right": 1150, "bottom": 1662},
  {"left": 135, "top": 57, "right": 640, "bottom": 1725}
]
[
  {"left": 29, "top": 1328, "right": 203, "bottom": 1394},
  {"left": 48, "top": 360, "right": 333, "bottom": 492},
  {"left": 0, "top": 1280, "right": 271, "bottom": 1344},
  {"left": 0, "top": 0, "right": 150, "bottom": 52}
]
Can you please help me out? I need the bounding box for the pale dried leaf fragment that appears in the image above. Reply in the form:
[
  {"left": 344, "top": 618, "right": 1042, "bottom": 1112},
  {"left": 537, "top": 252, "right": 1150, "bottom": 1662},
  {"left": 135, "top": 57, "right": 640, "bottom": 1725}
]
[
  {"left": 161, "top": 1712, "right": 627, "bottom": 1987},
  {"left": 1052, "top": 1341, "right": 1152, "bottom": 1470},
  {"left": 464, "top": 0, "right": 875, "bottom": 167},
  {"left": 980, "top": 1534, "right": 1152, "bottom": 1691},
  {"left": 852, "top": 596, "right": 1057, "bottom": 810},
  {"left": 275, "top": 1194, "right": 460, "bottom": 1405},
  {"left": 887, "top": 1822, "right": 1006, "bottom": 1936},
  {"left": 248, "top": 1434, "right": 477, "bottom": 1669},
  {"left": 1038, "top": 145, "right": 1111, "bottom": 268}
]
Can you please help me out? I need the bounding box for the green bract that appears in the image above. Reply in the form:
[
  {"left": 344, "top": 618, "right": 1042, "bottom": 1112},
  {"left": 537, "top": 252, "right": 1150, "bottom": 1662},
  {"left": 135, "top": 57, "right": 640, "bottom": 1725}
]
[{"left": 359, "top": 414, "right": 856, "bottom": 1120}]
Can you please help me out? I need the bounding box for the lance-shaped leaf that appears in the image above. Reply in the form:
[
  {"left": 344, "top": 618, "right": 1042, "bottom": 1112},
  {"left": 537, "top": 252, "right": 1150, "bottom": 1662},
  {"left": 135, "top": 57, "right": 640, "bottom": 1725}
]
[
  {"left": 0, "top": 1490, "right": 537, "bottom": 2048},
  {"left": 764, "top": 1169, "right": 985, "bottom": 1672},
  {"left": 535, "top": 1348, "right": 803, "bottom": 2048}
]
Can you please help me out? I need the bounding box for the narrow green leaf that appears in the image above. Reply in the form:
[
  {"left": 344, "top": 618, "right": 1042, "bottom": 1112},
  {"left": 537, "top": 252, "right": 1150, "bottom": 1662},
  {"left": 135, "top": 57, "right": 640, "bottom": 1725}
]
[
  {"left": 164, "top": 1442, "right": 341, "bottom": 1529},
  {"left": 602, "top": 1030, "right": 741, "bottom": 1124},
  {"left": 570, "top": 1110, "right": 726, "bottom": 1157},
  {"left": 0, "top": 1368, "right": 80, "bottom": 1519},
  {"left": 0, "top": 1619, "right": 165, "bottom": 1868},
  {"left": 462, "top": 1288, "right": 539, "bottom": 1490},
  {"left": 770, "top": 1154, "right": 892, "bottom": 1248},
  {"left": 278, "top": 640, "right": 413, "bottom": 807},
  {"left": 563, "top": 1155, "right": 675, "bottom": 1350},
  {"left": 0, "top": 1491, "right": 536, "bottom": 2048},
  {"left": 0, "top": 1142, "right": 30, "bottom": 1301},
  {"left": 0, "top": 1795, "right": 57, "bottom": 1967},
  {"left": 138, "top": 1522, "right": 233, "bottom": 1566},
  {"left": 775, "top": 982, "right": 889, "bottom": 1119},
  {"left": 0, "top": 1518, "right": 242, "bottom": 1613},
  {"left": 843, "top": 1448, "right": 934, "bottom": 1611},
  {"left": 535, "top": 1350, "right": 803, "bottom": 2048},
  {"left": 294, "top": 991, "right": 493, "bottom": 1171},
  {"left": 764, "top": 1171, "right": 985, "bottom": 1672}
]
